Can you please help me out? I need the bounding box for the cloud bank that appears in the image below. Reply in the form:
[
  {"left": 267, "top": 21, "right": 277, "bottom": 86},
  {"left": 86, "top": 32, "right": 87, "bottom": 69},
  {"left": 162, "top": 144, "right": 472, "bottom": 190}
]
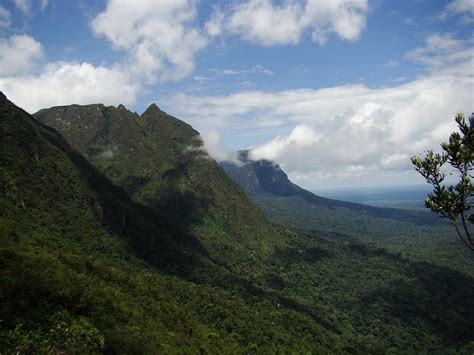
[
  {"left": 167, "top": 34, "right": 473, "bottom": 189},
  {"left": 0, "top": 62, "right": 139, "bottom": 113}
]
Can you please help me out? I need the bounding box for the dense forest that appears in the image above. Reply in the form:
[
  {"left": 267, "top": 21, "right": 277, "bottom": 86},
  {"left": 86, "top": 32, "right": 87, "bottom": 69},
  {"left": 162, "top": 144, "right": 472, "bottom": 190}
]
[
  {"left": 221, "top": 153, "right": 474, "bottom": 274},
  {"left": 1, "top": 94, "right": 473, "bottom": 353}
]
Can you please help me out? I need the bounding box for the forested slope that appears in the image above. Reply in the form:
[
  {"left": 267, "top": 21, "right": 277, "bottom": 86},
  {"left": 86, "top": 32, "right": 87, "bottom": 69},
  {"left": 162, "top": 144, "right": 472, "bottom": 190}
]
[
  {"left": 221, "top": 152, "right": 473, "bottom": 272},
  {"left": 1, "top": 95, "right": 472, "bottom": 353}
]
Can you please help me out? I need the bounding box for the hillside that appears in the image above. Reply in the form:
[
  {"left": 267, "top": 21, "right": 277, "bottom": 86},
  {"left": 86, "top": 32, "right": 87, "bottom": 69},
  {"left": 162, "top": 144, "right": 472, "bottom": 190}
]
[
  {"left": 222, "top": 151, "right": 436, "bottom": 222},
  {"left": 35, "top": 104, "right": 279, "bottom": 279},
  {"left": 0, "top": 93, "right": 344, "bottom": 352},
  {"left": 220, "top": 151, "right": 472, "bottom": 270},
  {"left": 1, "top": 95, "right": 473, "bottom": 352}
]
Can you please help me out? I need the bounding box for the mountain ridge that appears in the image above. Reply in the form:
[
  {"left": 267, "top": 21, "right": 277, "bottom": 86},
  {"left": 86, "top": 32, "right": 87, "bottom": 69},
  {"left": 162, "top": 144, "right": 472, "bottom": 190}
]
[
  {"left": 2, "top": 94, "right": 473, "bottom": 353},
  {"left": 217, "top": 149, "right": 474, "bottom": 268},
  {"left": 221, "top": 150, "right": 438, "bottom": 225},
  {"left": 0, "top": 93, "right": 342, "bottom": 352},
  {"left": 34, "top": 102, "right": 281, "bottom": 278}
]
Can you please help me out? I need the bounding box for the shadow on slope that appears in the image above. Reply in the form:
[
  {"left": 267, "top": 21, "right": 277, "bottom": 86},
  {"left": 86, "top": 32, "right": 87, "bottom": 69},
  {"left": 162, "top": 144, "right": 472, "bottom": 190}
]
[
  {"left": 61, "top": 148, "right": 215, "bottom": 277},
  {"left": 1, "top": 93, "right": 211, "bottom": 278}
]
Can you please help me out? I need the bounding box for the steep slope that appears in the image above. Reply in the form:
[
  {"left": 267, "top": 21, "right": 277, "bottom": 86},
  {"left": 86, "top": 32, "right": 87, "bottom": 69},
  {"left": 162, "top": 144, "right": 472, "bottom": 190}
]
[
  {"left": 0, "top": 93, "right": 340, "bottom": 352},
  {"left": 223, "top": 151, "right": 437, "bottom": 224},
  {"left": 35, "top": 104, "right": 278, "bottom": 277},
  {"left": 3, "top": 95, "right": 474, "bottom": 353}
]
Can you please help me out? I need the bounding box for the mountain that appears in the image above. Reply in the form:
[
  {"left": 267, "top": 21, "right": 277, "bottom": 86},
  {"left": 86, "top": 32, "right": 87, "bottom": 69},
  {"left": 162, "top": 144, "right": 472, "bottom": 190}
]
[
  {"left": 220, "top": 151, "right": 468, "bottom": 264},
  {"left": 0, "top": 93, "right": 343, "bottom": 352},
  {"left": 35, "top": 104, "right": 280, "bottom": 279},
  {"left": 223, "top": 151, "right": 437, "bottom": 222},
  {"left": 3, "top": 95, "right": 473, "bottom": 353}
]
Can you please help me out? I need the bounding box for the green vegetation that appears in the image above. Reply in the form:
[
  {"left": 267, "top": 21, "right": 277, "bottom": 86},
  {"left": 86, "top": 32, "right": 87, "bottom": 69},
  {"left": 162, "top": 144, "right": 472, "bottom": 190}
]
[
  {"left": 1, "top": 95, "right": 473, "bottom": 352},
  {"left": 221, "top": 153, "right": 474, "bottom": 273},
  {"left": 412, "top": 113, "right": 473, "bottom": 250},
  {"left": 35, "top": 103, "right": 280, "bottom": 276},
  {"left": 0, "top": 94, "right": 336, "bottom": 353}
]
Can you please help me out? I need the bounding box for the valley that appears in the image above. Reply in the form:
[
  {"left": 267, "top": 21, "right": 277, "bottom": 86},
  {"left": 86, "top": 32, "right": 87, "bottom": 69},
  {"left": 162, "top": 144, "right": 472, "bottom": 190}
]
[{"left": 1, "top": 94, "right": 472, "bottom": 353}]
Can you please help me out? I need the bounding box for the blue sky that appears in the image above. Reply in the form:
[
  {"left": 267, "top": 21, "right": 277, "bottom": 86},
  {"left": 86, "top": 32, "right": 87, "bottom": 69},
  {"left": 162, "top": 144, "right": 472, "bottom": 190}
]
[{"left": 0, "top": 0, "right": 473, "bottom": 190}]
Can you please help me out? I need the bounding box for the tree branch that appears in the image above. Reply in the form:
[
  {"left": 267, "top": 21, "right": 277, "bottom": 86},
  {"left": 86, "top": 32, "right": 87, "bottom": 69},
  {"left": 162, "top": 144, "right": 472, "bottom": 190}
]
[{"left": 452, "top": 220, "right": 474, "bottom": 251}]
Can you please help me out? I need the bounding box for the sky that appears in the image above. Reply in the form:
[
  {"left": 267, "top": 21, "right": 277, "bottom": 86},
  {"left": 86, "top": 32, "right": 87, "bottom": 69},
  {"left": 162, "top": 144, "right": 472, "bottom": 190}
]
[{"left": 0, "top": 0, "right": 473, "bottom": 191}]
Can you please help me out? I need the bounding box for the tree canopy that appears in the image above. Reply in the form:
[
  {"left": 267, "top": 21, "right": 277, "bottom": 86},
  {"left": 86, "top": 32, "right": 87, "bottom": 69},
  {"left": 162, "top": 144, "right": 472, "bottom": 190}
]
[{"left": 412, "top": 113, "right": 473, "bottom": 250}]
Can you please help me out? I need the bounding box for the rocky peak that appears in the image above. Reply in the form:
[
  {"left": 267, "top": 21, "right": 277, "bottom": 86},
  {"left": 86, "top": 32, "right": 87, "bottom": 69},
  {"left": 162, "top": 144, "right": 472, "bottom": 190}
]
[
  {"left": 142, "top": 103, "right": 164, "bottom": 117},
  {"left": 222, "top": 150, "right": 303, "bottom": 197}
]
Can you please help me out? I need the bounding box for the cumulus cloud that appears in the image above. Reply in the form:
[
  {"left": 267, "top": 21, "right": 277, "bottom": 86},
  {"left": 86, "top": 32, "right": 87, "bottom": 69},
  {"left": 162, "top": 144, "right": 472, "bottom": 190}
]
[
  {"left": 250, "top": 124, "right": 320, "bottom": 161},
  {"left": 0, "top": 0, "right": 370, "bottom": 113},
  {"left": 302, "top": 0, "right": 369, "bottom": 45},
  {"left": 0, "top": 35, "right": 43, "bottom": 76},
  {"left": 0, "top": 62, "right": 140, "bottom": 113},
  {"left": 2, "top": 1, "right": 206, "bottom": 111},
  {"left": 224, "top": 0, "right": 304, "bottom": 46},
  {"left": 91, "top": 0, "right": 207, "bottom": 82},
  {"left": 205, "top": 0, "right": 368, "bottom": 46},
  {"left": 166, "top": 34, "right": 473, "bottom": 189}
]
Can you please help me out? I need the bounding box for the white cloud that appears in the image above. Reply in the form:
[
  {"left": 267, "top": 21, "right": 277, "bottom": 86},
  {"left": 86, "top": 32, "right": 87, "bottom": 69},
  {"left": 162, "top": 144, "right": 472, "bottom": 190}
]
[
  {"left": 302, "top": 0, "right": 368, "bottom": 45},
  {"left": 405, "top": 33, "right": 473, "bottom": 68},
  {"left": 91, "top": 0, "right": 207, "bottom": 82},
  {"left": 207, "top": 0, "right": 368, "bottom": 46},
  {"left": 0, "top": 35, "right": 43, "bottom": 76},
  {"left": 210, "top": 65, "right": 274, "bottom": 76},
  {"left": 198, "top": 128, "right": 238, "bottom": 163},
  {"left": 14, "top": 0, "right": 30, "bottom": 15},
  {"left": 250, "top": 124, "right": 321, "bottom": 161},
  {"left": 0, "top": 5, "right": 11, "bottom": 28},
  {"left": 225, "top": 0, "right": 304, "bottom": 46},
  {"left": 166, "top": 34, "right": 473, "bottom": 190},
  {"left": 205, "top": 8, "right": 225, "bottom": 37},
  {"left": 440, "top": 0, "right": 474, "bottom": 24},
  {"left": 0, "top": 62, "right": 140, "bottom": 113},
  {"left": 446, "top": 0, "right": 474, "bottom": 15}
]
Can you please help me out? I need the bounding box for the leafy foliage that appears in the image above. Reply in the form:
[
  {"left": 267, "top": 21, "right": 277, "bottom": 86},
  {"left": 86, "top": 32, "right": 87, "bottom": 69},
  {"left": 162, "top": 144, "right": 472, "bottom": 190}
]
[
  {"left": 1, "top": 95, "right": 473, "bottom": 353},
  {"left": 411, "top": 113, "right": 473, "bottom": 250},
  {"left": 35, "top": 103, "right": 280, "bottom": 275},
  {"left": 0, "top": 94, "right": 336, "bottom": 353}
]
